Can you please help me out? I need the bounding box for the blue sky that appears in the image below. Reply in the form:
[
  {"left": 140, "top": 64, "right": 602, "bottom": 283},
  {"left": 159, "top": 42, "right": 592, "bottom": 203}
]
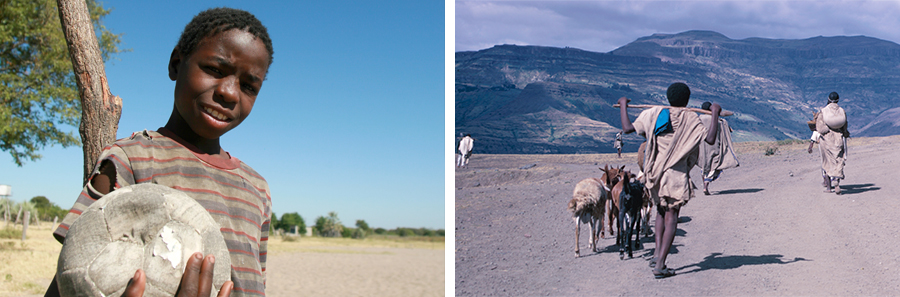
[
  {"left": 457, "top": 0, "right": 900, "bottom": 53},
  {"left": 1, "top": 0, "right": 445, "bottom": 230}
]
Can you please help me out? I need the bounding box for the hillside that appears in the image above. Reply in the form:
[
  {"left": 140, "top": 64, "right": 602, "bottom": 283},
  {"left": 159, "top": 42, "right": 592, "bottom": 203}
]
[{"left": 456, "top": 30, "right": 900, "bottom": 154}]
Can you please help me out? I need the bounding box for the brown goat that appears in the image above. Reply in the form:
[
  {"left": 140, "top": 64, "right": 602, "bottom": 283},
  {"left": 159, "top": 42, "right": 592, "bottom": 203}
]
[
  {"left": 567, "top": 177, "right": 608, "bottom": 257},
  {"left": 599, "top": 165, "right": 625, "bottom": 238},
  {"left": 636, "top": 141, "right": 654, "bottom": 237}
]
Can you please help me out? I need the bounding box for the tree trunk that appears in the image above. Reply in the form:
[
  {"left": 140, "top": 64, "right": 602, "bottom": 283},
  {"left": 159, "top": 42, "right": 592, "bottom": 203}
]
[{"left": 56, "top": 0, "right": 123, "bottom": 185}]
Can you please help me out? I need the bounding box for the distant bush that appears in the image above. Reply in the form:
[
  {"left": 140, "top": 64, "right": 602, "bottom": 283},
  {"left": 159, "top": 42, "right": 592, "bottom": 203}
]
[
  {"left": 0, "top": 228, "right": 22, "bottom": 239},
  {"left": 341, "top": 227, "right": 354, "bottom": 238},
  {"left": 765, "top": 146, "right": 777, "bottom": 156},
  {"left": 776, "top": 139, "right": 806, "bottom": 146},
  {"left": 315, "top": 212, "right": 343, "bottom": 237},
  {"left": 351, "top": 228, "right": 366, "bottom": 239},
  {"left": 397, "top": 228, "right": 416, "bottom": 237},
  {"left": 275, "top": 212, "right": 306, "bottom": 235}
]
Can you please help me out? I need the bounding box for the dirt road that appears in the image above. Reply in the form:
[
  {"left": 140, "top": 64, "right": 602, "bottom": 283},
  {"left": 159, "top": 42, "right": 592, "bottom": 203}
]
[{"left": 455, "top": 137, "right": 900, "bottom": 296}]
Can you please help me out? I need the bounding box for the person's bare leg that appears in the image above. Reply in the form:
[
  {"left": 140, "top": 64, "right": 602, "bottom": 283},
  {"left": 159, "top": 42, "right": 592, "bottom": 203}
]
[
  {"left": 652, "top": 206, "right": 665, "bottom": 266},
  {"left": 656, "top": 207, "right": 679, "bottom": 269}
]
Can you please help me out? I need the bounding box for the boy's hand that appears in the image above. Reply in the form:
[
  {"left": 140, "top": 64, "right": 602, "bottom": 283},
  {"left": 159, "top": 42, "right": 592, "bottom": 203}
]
[
  {"left": 709, "top": 103, "right": 722, "bottom": 116},
  {"left": 123, "top": 253, "right": 233, "bottom": 297},
  {"left": 617, "top": 97, "right": 630, "bottom": 107}
]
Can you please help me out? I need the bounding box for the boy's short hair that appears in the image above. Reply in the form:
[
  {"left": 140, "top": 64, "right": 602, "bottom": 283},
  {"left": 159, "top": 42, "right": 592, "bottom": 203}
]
[
  {"left": 701, "top": 101, "right": 712, "bottom": 111},
  {"left": 667, "top": 82, "right": 691, "bottom": 107},
  {"left": 174, "top": 7, "right": 274, "bottom": 67},
  {"left": 828, "top": 92, "right": 839, "bottom": 103}
]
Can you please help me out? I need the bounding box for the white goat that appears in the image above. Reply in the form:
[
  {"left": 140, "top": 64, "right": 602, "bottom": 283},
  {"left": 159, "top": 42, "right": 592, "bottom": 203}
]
[{"left": 567, "top": 178, "right": 609, "bottom": 258}]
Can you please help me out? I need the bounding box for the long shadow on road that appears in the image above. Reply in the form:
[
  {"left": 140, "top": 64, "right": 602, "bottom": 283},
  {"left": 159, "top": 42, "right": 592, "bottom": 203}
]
[
  {"left": 714, "top": 188, "right": 764, "bottom": 195},
  {"left": 839, "top": 183, "right": 879, "bottom": 195},
  {"left": 674, "top": 252, "right": 809, "bottom": 275}
]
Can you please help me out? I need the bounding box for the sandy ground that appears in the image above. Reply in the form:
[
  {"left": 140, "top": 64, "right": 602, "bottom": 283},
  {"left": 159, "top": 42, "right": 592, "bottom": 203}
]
[
  {"left": 266, "top": 238, "right": 445, "bottom": 297},
  {"left": 455, "top": 136, "right": 900, "bottom": 296},
  {"left": 0, "top": 227, "right": 444, "bottom": 297}
]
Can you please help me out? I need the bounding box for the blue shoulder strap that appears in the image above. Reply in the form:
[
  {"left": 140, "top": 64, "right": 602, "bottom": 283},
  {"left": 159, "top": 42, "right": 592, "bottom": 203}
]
[{"left": 654, "top": 108, "right": 673, "bottom": 136}]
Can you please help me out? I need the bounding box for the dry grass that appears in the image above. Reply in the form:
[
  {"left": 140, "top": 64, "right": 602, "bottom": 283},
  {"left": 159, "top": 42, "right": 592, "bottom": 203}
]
[
  {"left": 267, "top": 235, "right": 445, "bottom": 256},
  {"left": 0, "top": 224, "right": 60, "bottom": 297}
]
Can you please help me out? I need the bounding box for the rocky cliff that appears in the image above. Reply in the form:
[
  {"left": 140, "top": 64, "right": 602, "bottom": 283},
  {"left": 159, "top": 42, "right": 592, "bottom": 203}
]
[{"left": 456, "top": 30, "right": 900, "bottom": 154}]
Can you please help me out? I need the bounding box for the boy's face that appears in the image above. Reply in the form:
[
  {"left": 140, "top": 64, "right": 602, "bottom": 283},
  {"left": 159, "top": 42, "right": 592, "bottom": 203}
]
[{"left": 169, "top": 29, "right": 270, "bottom": 140}]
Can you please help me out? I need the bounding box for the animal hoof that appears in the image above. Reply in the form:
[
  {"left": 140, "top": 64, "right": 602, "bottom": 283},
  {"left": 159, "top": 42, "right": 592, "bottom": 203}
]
[{"left": 834, "top": 186, "right": 842, "bottom": 195}]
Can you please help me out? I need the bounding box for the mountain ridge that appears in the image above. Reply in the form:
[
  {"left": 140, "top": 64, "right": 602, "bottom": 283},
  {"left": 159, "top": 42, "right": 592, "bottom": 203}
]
[{"left": 456, "top": 30, "right": 900, "bottom": 154}]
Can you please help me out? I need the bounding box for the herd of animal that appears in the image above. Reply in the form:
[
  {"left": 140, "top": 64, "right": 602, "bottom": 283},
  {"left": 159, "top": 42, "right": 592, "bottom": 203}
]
[{"left": 567, "top": 164, "right": 653, "bottom": 259}]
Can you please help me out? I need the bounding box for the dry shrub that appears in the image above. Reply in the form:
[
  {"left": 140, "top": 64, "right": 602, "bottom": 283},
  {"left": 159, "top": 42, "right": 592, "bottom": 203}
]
[{"left": 0, "top": 228, "right": 22, "bottom": 240}]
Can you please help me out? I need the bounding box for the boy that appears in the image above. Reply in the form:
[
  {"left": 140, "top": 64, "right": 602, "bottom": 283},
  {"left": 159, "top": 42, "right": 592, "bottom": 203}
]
[
  {"left": 47, "top": 8, "right": 274, "bottom": 296},
  {"left": 618, "top": 83, "right": 721, "bottom": 278},
  {"left": 697, "top": 101, "right": 739, "bottom": 195}
]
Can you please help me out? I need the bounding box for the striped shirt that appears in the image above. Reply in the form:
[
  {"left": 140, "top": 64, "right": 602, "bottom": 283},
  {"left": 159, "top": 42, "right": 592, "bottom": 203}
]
[{"left": 54, "top": 128, "right": 272, "bottom": 296}]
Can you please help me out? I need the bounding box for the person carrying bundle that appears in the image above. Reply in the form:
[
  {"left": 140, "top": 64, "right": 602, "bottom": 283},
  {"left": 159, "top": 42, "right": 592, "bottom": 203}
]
[
  {"left": 618, "top": 82, "right": 722, "bottom": 279},
  {"left": 807, "top": 92, "right": 849, "bottom": 194},
  {"left": 697, "top": 101, "right": 740, "bottom": 195}
]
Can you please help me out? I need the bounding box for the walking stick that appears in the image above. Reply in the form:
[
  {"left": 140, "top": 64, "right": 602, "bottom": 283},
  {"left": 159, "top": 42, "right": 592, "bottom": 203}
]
[{"left": 613, "top": 104, "right": 734, "bottom": 116}]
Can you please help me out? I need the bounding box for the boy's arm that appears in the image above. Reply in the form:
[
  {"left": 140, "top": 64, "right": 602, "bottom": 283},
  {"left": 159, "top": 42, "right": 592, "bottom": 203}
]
[
  {"left": 704, "top": 103, "right": 722, "bottom": 145},
  {"left": 261, "top": 216, "right": 270, "bottom": 286},
  {"left": 618, "top": 97, "right": 636, "bottom": 134}
]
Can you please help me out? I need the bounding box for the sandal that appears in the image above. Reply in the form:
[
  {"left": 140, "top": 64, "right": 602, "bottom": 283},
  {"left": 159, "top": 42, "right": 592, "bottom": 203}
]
[
  {"left": 648, "top": 257, "right": 657, "bottom": 268},
  {"left": 653, "top": 266, "right": 676, "bottom": 279}
]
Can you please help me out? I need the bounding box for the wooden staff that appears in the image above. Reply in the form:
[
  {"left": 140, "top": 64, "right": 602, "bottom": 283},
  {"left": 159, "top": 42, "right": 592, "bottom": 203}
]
[{"left": 613, "top": 104, "right": 734, "bottom": 116}]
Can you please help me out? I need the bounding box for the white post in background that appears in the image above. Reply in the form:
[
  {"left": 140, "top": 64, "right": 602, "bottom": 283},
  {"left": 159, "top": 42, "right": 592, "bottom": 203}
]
[
  {"left": 22, "top": 211, "right": 29, "bottom": 241},
  {"left": 0, "top": 185, "right": 10, "bottom": 226}
]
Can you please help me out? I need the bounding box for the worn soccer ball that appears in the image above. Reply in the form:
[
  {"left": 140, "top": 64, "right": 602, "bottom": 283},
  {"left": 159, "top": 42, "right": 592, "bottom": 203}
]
[{"left": 56, "top": 183, "right": 231, "bottom": 297}]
